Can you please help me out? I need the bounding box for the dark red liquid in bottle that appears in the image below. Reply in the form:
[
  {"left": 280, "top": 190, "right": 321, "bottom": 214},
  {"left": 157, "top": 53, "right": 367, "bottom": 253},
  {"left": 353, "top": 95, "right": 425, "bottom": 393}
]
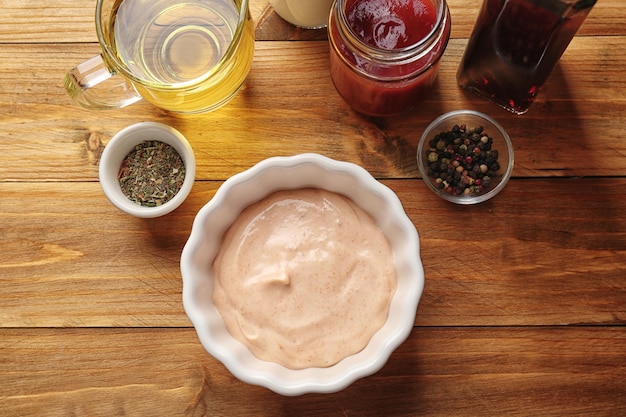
[{"left": 457, "top": 0, "right": 597, "bottom": 114}]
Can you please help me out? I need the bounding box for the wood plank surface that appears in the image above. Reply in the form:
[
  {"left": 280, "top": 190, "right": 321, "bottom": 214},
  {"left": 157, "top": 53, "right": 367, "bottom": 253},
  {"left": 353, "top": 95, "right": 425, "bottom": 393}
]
[
  {"left": 1, "top": 0, "right": 625, "bottom": 415},
  {"left": 1, "top": 327, "right": 625, "bottom": 416},
  {"left": 0, "top": 0, "right": 624, "bottom": 43},
  {"left": 2, "top": 178, "right": 625, "bottom": 327},
  {"left": 1, "top": 36, "right": 625, "bottom": 181}
]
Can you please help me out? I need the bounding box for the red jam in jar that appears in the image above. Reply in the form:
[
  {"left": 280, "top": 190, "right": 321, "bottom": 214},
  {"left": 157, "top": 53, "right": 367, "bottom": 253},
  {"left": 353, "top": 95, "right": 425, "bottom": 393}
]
[{"left": 328, "top": 0, "right": 451, "bottom": 117}]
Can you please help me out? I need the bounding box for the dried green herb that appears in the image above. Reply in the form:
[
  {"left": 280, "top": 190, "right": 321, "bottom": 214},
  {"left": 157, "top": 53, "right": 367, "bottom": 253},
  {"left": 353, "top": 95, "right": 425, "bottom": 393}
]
[{"left": 118, "top": 140, "right": 185, "bottom": 207}]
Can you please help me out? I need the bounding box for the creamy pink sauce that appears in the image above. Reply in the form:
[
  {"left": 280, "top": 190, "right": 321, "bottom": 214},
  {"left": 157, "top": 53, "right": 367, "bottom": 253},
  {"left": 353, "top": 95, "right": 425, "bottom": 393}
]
[{"left": 212, "top": 188, "right": 397, "bottom": 369}]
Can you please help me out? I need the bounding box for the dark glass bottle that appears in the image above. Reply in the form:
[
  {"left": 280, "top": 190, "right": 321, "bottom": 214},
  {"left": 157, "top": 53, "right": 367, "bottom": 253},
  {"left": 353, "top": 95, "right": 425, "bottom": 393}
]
[{"left": 457, "top": 0, "right": 597, "bottom": 114}]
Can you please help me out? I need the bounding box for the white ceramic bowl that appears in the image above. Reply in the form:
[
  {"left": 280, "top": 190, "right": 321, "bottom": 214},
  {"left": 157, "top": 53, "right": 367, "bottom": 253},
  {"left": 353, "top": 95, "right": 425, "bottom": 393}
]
[
  {"left": 181, "top": 153, "right": 423, "bottom": 396},
  {"left": 99, "top": 122, "right": 196, "bottom": 218}
]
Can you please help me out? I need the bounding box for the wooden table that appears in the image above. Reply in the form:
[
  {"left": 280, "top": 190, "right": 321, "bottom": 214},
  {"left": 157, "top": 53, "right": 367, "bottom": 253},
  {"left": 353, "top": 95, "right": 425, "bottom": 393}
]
[{"left": 1, "top": 0, "right": 625, "bottom": 415}]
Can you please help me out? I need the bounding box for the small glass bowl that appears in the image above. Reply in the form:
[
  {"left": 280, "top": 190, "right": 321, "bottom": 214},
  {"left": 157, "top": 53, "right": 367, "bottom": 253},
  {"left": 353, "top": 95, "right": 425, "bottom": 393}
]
[
  {"left": 417, "top": 110, "right": 514, "bottom": 204},
  {"left": 98, "top": 122, "right": 196, "bottom": 218}
]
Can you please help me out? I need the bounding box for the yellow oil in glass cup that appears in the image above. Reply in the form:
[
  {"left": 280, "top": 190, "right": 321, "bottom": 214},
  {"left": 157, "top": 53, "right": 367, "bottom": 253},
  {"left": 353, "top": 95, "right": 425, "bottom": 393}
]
[{"left": 64, "top": 0, "right": 255, "bottom": 114}]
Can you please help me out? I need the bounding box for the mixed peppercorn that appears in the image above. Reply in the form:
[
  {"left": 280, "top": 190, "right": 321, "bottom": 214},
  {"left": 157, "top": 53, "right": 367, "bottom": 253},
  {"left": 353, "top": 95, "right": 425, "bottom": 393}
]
[{"left": 424, "top": 124, "right": 501, "bottom": 196}]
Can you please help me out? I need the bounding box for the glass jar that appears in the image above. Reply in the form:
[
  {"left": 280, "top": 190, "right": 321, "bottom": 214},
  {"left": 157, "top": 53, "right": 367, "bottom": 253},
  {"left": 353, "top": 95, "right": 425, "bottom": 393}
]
[
  {"left": 328, "top": 0, "right": 451, "bottom": 117},
  {"left": 457, "top": 0, "right": 598, "bottom": 114},
  {"left": 270, "top": 0, "right": 334, "bottom": 29}
]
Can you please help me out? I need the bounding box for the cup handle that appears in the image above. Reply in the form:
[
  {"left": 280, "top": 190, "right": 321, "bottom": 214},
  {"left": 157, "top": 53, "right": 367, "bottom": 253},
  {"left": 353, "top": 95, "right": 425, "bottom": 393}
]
[{"left": 64, "top": 54, "right": 142, "bottom": 110}]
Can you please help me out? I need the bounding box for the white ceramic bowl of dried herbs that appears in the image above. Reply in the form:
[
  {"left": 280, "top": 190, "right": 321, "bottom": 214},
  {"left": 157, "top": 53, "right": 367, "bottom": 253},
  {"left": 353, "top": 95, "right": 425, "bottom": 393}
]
[{"left": 99, "top": 122, "right": 196, "bottom": 218}]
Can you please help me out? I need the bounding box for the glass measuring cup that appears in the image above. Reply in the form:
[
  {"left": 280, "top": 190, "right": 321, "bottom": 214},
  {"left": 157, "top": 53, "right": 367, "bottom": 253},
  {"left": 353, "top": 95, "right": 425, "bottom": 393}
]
[{"left": 64, "top": 0, "right": 255, "bottom": 114}]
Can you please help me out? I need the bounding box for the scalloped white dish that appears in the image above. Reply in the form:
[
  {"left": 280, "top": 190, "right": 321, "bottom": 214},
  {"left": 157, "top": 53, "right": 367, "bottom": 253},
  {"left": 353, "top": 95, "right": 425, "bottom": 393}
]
[
  {"left": 99, "top": 122, "right": 196, "bottom": 218},
  {"left": 181, "top": 153, "right": 423, "bottom": 395}
]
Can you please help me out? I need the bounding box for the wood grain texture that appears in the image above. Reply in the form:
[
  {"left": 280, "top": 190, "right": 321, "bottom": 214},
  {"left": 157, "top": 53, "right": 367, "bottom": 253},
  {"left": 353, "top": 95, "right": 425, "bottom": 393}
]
[
  {"left": 1, "top": 328, "right": 625, "bottom": 416},
  {"left": 1, "top": 0, "right": 625, "bottom": 415},
  {"left": 1, "top": 37, "right": 625, "bottom": 181},
  {"left": 1, "top": 179, "right": 625, "bottom": 327},
  {"left": 0, "top": 0, "right": 623, "bottom": 43}
]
